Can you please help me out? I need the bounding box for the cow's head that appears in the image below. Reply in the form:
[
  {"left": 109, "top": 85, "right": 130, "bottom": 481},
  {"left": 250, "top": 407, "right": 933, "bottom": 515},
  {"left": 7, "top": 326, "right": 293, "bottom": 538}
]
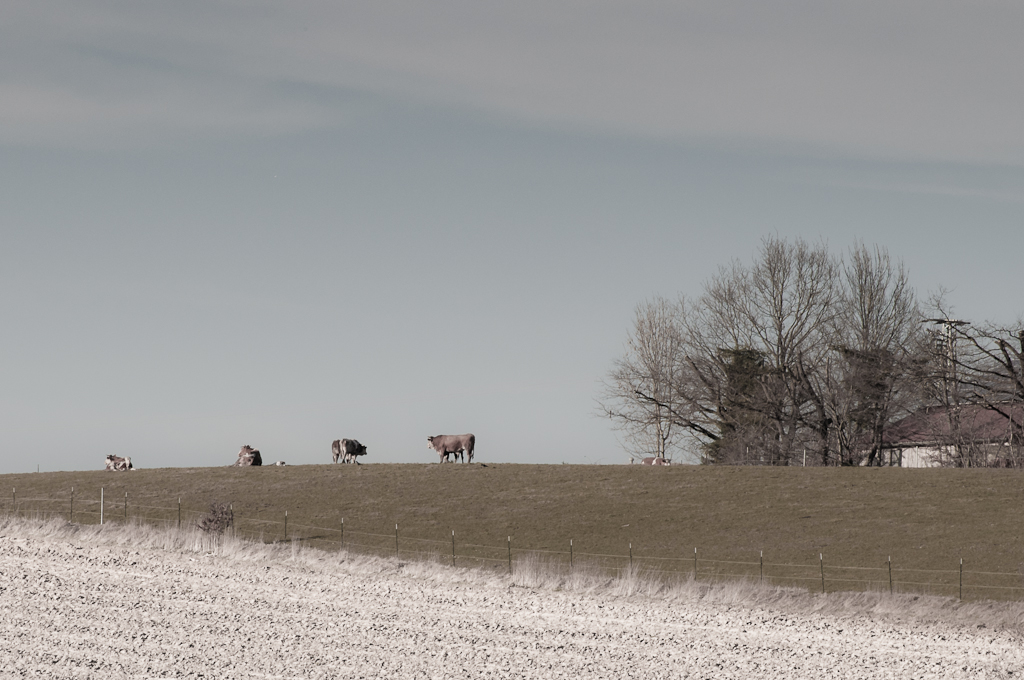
[
  {"left": 426, "top": 436, "right": 434, "bottom": 449},
  {"left": 124, "top": 457, "right": 133, "bottom": 470}
]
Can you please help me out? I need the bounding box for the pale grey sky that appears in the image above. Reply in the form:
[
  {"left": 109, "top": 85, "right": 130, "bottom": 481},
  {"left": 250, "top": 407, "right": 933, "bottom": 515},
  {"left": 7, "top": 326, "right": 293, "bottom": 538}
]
[{"left": 2, "top": 1, "right": 1022, "bottom": 473}]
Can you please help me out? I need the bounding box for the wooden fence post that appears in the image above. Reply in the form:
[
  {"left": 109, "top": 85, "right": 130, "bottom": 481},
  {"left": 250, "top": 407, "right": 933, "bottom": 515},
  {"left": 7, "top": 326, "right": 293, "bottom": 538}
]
[
  {"left": 888, "top": 556, "right": 893, "bottom": 595},
  {"left": 629, "top": 543, "right": 633, "bottom": 571},
  {"left": 959, "top": 557, "right": 963, "bottom": 600},
  {"left": 395, "top": 523, "right": 399, "bottom": 559},
  {"left": 507, "top": 536, "right": 511, "bottom": 575},
  {"left": 570, "top": 539, "right": 573, "bottom": 569},
  {"left": 451, "top": 530, "right": 456, "bottom": 567},
  {"left": 760, "top": 550, "right": 763, "bottom": 583},
  {"left": 70, "top": 487, "right": 74, "bottom": 523},
  {"left": 100, "top": 487, "right": 104, "bottom": 525},
  {"left": 124, "top": 492, "right": 128, "bottom": 522},
  {"left": 284, "top": 511, "right": 288, "bottom": 541},
  {"left": 693, "top": 547, "right": 697, "bottom": 580},
  {"left": 177, "top": 498, "right": 181, "bottom": 530},
  {"left": 820, "top": 553, "right": 825, "bottom": 594},
  {"left": 341, "top": 517, "right": 344, "bottom": 548}
]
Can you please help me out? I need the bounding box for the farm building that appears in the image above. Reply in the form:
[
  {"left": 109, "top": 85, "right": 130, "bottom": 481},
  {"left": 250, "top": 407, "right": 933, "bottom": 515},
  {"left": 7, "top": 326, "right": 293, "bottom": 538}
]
[{"left": 880, "top": 403, "right": 1024, "bottom": 467}]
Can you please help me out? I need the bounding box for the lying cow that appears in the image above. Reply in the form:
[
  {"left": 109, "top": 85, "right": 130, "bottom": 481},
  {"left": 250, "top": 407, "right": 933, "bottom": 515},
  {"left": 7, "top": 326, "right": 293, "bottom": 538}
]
[
  {"left": 427, "top": 433, "right": 476, "bottom": 463},
  {"left": 332, "top": 438, "right": 367, "bottom": 464},
  {"left": 104, "top": 455, "right": 133, "bottom": 471},
  {"left": 640, "top": 456, "right": 671, "bottom": 466},
  {"left": 234, "top": 445, "right": 262, "bottom": 466}
]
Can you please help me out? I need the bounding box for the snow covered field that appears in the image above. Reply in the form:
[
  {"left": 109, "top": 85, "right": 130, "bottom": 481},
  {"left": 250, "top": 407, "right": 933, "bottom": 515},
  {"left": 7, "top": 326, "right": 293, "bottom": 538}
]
[{"left": 1, "top": 519, "right": 1022, "bottom": 679}]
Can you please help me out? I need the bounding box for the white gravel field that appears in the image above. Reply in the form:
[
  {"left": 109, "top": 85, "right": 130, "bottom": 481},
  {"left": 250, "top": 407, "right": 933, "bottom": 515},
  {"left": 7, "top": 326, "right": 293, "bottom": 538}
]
[{"left": 1, "top": 520, "right": 1022, "bottom": 679}]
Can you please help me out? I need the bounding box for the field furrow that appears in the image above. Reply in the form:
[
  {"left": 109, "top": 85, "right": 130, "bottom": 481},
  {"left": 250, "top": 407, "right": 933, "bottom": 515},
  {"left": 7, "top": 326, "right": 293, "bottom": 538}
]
[{"left": 1, "top": 522, "right": 1022, "bottom": 679}]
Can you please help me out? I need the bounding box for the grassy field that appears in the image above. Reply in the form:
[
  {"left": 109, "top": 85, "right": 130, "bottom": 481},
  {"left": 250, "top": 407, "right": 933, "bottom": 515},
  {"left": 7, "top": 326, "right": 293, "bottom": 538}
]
[{"left": 3, "top": 464, "right": 1024, "bottom": 599}]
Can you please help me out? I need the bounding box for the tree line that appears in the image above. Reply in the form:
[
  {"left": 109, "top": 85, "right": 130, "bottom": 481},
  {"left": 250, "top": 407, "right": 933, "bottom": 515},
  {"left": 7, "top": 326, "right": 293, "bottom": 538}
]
[{"left": 600, "top": 236, "right": 1024, "bottom": 466}]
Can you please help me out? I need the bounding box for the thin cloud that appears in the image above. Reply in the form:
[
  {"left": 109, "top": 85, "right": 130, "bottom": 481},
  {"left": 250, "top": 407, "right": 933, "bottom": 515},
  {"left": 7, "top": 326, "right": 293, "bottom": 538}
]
[
  {"left": 802, "top": 176, "right": 1024, "bottom": 204},
  {"left": 2, "top": 1, "right": 1023, "bottom": 163}
]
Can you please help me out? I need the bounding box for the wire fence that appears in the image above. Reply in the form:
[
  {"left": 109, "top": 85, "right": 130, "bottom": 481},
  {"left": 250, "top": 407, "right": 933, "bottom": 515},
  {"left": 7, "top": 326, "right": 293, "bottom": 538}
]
[{"left": 6, "top": 488, "right": 1024, "bottom": 601}]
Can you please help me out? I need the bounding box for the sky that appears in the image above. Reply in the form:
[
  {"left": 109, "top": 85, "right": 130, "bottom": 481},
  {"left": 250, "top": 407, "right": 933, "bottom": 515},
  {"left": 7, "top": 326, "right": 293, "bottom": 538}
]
[{"left": 2, "top": 1, "right": 1023, "bottom": 473}]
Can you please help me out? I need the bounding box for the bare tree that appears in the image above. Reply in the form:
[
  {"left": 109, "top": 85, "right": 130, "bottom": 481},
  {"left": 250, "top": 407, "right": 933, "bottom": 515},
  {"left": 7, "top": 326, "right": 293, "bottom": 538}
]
[
  {"left": 693, "top": 236, "right": 839, "bottom": 464},
  {"left": 936, "top": 316, "right": 1024, "bottom": 466},
  {"left": 602, "top": 236, "right": 844, "bottom": 465},
  {"left": 600, "top": 297, "right": 693, "bottom": 462},
  {"left": 823, "top": 244, "right": 923, "bottom": 465},
  {"left": 601, "top": 237, "right": 941, "bottom": 466}
]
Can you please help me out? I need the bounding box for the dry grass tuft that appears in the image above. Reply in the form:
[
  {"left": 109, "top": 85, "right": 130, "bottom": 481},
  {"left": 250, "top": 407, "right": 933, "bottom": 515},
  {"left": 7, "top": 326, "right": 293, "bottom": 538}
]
[{"left": 4, "top": 515, "right": 1024, "bottom": 632}]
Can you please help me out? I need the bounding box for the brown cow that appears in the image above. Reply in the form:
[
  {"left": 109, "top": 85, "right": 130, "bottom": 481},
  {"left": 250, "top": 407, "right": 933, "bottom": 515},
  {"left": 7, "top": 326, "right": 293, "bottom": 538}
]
[
  {"left": 104, "top": 455, "right": 133, "bottom": 471},
  {"left": 234, "top": 445, "right": 262, "bottom": 466},
  {"left": 427, "top": 434, "right": 475, "bottom": 463}
]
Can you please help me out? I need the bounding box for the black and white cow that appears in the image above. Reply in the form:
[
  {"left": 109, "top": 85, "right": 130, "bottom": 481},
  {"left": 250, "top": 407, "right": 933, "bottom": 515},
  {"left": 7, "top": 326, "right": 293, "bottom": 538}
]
[{"left": 332, "top": 439, "right": 367, "bottom": 464}]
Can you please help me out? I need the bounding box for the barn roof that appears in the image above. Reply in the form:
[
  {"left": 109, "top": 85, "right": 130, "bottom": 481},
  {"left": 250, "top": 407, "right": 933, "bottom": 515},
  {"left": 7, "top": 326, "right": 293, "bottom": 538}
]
[{"left": 883, "top": 404, "right": 1024, "bottom": 448}]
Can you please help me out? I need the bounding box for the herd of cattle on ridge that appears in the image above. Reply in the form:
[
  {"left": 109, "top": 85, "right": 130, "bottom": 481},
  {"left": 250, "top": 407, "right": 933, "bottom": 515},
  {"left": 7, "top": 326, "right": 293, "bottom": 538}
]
[
  {"left": 104, "top": 434, "right": 673, "bottom": 470},
  {"left": 103, "top": 433, "right": 479, "bottom": 471}
]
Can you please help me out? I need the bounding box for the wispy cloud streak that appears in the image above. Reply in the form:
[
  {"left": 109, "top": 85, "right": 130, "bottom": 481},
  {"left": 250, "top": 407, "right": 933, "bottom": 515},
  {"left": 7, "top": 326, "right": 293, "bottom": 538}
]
[{"left": 2, "top": 1, "right": 1023, "bottom": 162}]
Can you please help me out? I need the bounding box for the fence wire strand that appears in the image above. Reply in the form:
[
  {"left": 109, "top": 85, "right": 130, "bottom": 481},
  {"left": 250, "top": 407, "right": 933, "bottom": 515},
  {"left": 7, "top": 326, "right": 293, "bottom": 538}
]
[{"left": 8, "top": 493, "right": 1024, "bottom": 599}]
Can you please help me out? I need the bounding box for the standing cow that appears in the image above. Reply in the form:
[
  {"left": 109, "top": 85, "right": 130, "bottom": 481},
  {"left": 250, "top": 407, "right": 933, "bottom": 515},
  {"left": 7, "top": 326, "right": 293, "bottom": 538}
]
[
  {"left": 332, "top": 439, "right": 367, "bottom": 464},
  {"left": 427, "top": 434, "right": 476, "bottom": 463}
]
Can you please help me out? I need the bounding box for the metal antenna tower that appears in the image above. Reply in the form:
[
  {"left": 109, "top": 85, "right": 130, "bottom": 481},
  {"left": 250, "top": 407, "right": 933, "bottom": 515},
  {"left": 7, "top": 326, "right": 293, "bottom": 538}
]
[
  {"left": 922, "top": 318, "right": 970, "bottom": 377},
  {"left": 922, "top": 318, "right": 970, "bottom": 464}
]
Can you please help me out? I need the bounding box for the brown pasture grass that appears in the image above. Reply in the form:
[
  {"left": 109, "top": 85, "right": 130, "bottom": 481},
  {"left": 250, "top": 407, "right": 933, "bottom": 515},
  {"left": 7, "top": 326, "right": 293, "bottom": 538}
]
[{"left": 3, "top": 463, "right": 1024, "bottom": 600}]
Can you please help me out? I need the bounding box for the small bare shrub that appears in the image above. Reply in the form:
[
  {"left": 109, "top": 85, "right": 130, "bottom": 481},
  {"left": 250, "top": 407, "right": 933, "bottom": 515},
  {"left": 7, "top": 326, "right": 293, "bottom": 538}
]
[{"left": 195, "top": 502, "right": 234, "bottom": 535}]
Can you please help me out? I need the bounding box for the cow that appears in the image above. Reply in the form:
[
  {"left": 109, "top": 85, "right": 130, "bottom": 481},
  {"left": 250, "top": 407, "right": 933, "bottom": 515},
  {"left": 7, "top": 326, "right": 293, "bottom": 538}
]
[
  {"left": 104, "top": 455, "right": 133, "bottom": 471},
  {"left": 332, "top": 439, "right": 367, "bottom": 464},
  {"left": 427, "top": 434, "right": 476, "bottom": 463},
  {"left": 273, "top": 461, "right": 286, "bottom": 466},
  {"left": 234, "top": 445, "right": 262, "bottom": 466},
  {"left": 640, "top": 456, "right": 671, "bottom": 466}
]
